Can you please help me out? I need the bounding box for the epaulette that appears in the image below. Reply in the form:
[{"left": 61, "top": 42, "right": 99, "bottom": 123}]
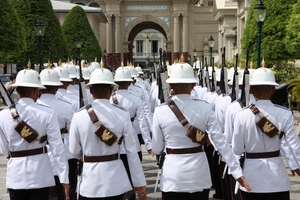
[
  {"left": 57, "top": 97, "right": 72, "bottom": 105},
  {"left": 36, "top": 103, "right": 53, "bottom": 110},
  {"left": 112, "top": 103, "right": 128, "bottom": 112},
  {"left": 76, "top": 104, "right": 90, "bottom": 113},
  {"left": 193, "top": 98, "right": 210, "bottom": 105},
  {"left": 274, "top": 104, "right": 290, "bottom": 111}
]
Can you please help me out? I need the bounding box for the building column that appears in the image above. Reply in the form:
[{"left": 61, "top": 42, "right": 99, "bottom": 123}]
[
  {"left": 115, "top": 15, "right": 121, "bottom": 69},
  {"left": 106, "top": 17, "right": 112, "bottom": 66},
  {"left": 173, "top": 14, "right": 180, "bottom": 61},
  {"left": 182, "top": 13, "right": 188, "bottom": 62}
]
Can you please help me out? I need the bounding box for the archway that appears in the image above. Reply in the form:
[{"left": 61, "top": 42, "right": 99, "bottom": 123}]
[{"left": 124, "top": 17, "right": 172, "bottom": 66}]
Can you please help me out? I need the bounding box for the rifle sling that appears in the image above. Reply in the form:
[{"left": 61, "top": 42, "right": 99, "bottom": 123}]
[{"left": 167, "top": 100, "right": 188, "bottom": 126}]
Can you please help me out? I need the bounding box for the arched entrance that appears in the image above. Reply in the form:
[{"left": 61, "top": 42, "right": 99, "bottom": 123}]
[{"left": 124, "top": 17, "right": 172, "bottom": 66}]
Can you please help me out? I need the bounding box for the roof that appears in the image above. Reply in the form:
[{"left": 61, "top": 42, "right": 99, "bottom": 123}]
[{"left": 51, "top": 0, "right": 108, "bottom": 23}]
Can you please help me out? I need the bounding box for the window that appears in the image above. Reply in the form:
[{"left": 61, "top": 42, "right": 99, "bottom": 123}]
[
  {"left": 136, "top": 40, "right": 143, "bottom": 55},
  {"left": 152, "top": 41, "right": 158, "bottom": 53}
]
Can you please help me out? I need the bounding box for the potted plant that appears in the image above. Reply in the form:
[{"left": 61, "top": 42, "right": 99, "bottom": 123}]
[{"left": 288, "top": 77, "right": 300, "bottom": 111}]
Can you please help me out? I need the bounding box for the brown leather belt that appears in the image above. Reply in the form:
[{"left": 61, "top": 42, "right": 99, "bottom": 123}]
[
  {"left": 10, "top": 146, "right": 47, "bottom": 158},
  {"left": 166, "top": 146, "right": 203, "bottom": 154},
  {"left": 84, "top": 153, "right": 118, "bottom": 162},
  {"left": 245, "top": 150, "right": 280, "bottom": 159}
]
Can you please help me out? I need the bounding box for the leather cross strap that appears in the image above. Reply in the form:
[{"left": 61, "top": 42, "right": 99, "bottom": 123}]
[
  {"left": 245, "top": 150, "right": 280, "bottom": 159},
  {"left": 84, "top": 153, "right": 118, "bottom": 162},
  {"left": 86, "top": 104, "right": 99, "bottom": 123},
  {"left": 167, "top": 100, "right": 188, "bottom": 126},
  {"left": 9, "top": 105, "right": 19, "bottom": 119},
  {"left": 166, "top": 146, "right": 203, "bottom": 154},
  {"left": 112, "top": 93, "right": 118, "bottom": 104},
  {"left": 10, "top": 146, "right": 47, "bottom": 158}
]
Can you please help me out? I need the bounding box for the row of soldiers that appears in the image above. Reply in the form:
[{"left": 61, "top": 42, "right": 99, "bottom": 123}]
[{"left": 0, "top": 49, "right": 300, "bottom": 200}]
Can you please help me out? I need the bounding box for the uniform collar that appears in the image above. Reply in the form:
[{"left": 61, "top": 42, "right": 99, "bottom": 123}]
[
  {"left": 255, "top": 100, "right": 273, "bottom": 106},
  {"left": 94, "top": 99, "right": 110, "bottom": 105},
  {"left": 18, "top": 98, "right": 35, "bottom": 106},
  {"left": 40, "top": 93, "right": 56, "bottom": 99},
  {"left": 172, "top": 94, "right": 191, "bottom": 101}
]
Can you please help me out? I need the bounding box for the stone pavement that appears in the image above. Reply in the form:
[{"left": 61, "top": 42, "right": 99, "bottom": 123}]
[{"left": 0, "top": 111, "right": 300, "bottom": 199}]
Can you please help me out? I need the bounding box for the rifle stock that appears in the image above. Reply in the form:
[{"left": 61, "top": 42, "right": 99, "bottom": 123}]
[{"left": 205, "top": 57, "right": 210, "bottom": 91}]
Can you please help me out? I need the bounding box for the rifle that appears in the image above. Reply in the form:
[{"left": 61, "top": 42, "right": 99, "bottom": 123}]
[
  {"left": 204, "top": 57, "right": 210, "bottom": 91},
  {"left": 157, "top": 48, "right": 165, "bottom": 103},
  {"left": 0, "top": 79, "right": 14, "bottom": 107},
  {"left": 154, "top": 152, "right": 166, "bottom": 192},
  {"left": 240, "top": 48, "right": 251, "bottom": 107},
  {"left": 231, "top": 53, "right": 239, "bottom": 102},
  {"left": 211, "top": 57, "right": 216, "bottom": 92}
]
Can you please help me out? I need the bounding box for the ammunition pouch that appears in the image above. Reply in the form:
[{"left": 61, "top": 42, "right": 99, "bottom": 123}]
[
  {"left": 10, "top": 105, "right": 47, "bottom": 143},
  {"left": 249, "top": 104, "right": 283, "bottom": 139},
  {"left": 86, "top": 104, "right": 122, "bottom": 146},
  {"left": 167, "top": 100, "right": 207, "bottom": 145}
]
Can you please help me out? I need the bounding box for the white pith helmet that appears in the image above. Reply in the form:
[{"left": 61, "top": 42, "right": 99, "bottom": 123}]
[
  {"left": 11, "top": 62, "right": 45, "bottom": 89},
  {"left": 135, "top": 66, "right": 144, "bottom": 75},
  {"left": 83, "top": 67, "right": 91, "bottom": 80},
  {"left": 40, "top": 64, "right": 63, "bottom": 86},
  {"left": 166, "top": 63, "right": 197, "bottom": 83},
  {"left": 126, "top": 66, "right": 138, "bottom": 78},
  {"left": 54, "top": 67, "right": 72, "bottom": 82},
  {"left": 250, "top": 67, "right": 278, "bottom": 86},
  {"left": 67, "top": 63, "right": 78, "bottom": 78},
  {"left": 114, "top": 66, "right": 133, "bottom": 82},
  {"left": 87, "top": 68, "right": 117, "bottom": 86}
]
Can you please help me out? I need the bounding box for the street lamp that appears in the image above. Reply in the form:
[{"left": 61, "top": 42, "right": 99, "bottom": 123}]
[
  {"left": 254, "top": 0, "right": 266, "bottom": 68},
  {"left": 103, "top": 49, "right": 107, "bottom": 67},
  {"left": 207, "top": 34, "right": 215, "bottom": 67},
  {"left": 35, "top": 19, "right": 45, "bottom": 73},
  {"left": 193, "top": 48, "right": 197, "bottom": 64}
]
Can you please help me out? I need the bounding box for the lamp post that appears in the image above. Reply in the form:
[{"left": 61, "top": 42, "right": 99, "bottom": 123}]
[
  {"left": 254, "top": 0, "right": 266, "bottom": 69},
  {"left": 35, "top": 19, "right": 45, "bottom": 73},
  {"left": 103, "top": 49, "right": 107, "bottom": 67},
  {"left": 193, "top": 48, "right": 197, "bottom": 64}
]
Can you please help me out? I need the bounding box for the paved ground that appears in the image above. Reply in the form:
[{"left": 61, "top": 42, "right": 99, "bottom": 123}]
[{"left": 0, "top": 111, "right": 299, "bottom": 199}]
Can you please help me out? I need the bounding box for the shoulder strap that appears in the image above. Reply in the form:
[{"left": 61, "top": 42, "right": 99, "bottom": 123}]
[
  {"left": 112, "top": 93, "right": 118, "bottom": 104},
  {"left": 85, "top": 104, "right": 99, "bottom": 123},
  {"left": 167, "top": 100, "right": 188, "bottom": 126},
  {"left": 9, "top": 104, "right": 19, "bottom": 119},
  {"left": 249, "top": 104, "right": 260, "bottom": 114}
]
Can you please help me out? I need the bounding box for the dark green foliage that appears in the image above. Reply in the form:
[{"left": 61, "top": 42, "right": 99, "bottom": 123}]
[
  {"left": 285, "top": 2, "right": 300, "bottom": 58},
  {"left": 10, "top": 0, "right": 68, "bottom": 65},
  {"left": 61, "top": 6, "right": 102, "bottom": 62},
  {"left": 0, "top": 0, "right": 25, "bottom": 64},
  {"left": 241, "top": 0, "right": 296, "bottom": 67}
]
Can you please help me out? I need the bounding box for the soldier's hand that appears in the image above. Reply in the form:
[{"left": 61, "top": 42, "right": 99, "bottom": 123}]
[
  {"left": 237, "top": 176, "right": 251, "bottom": 192},
  {"left": 291, "top": 169, "right": 300, "bottom": 176},
  {"left": 62, "top": 183, "right": 70, "bottom": 200},
  {"left": 134, "top": 186, "right": 147, "bottom": 200},
  {"left": 147, "top": 149, "right": 155, "bottom": 157}
]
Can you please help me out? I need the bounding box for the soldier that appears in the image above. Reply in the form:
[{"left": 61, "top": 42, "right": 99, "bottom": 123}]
[
  {"left": 110, "top": 66, "right": 152, "bottom": 200},
  {"left": 0, "top": 67, "right": 69, "bottom": 200},
  {"left": 151, "top": 62, "right": 250, "bottom": 200},
  {"left": 232, "top": 67, "right": 300, "bottom": 200},
  {"left": 38, "top": 65, "right": 74, "bottom": 200},
  {"left": 69, "top": 67, "right": 147, "bottom": 200}
]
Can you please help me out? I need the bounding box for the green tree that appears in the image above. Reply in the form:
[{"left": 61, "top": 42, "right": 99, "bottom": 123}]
[
  {"left": 285, "top": 2, "right": 300, "bottom": 59},
  {"left": 241, "top": 0, "right": 296, "bottom": 67},
  {"left": 10, "top": 0, "right": 68, "bottom": 65},
  {"left": 0, "top": 0, "right": 26, "bottom": 64},
  {"left": 61, "top": 6, "right": 102, "bottom": 62}
]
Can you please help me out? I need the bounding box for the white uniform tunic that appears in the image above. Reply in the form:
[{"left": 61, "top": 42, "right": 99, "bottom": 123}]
[
  {"left": 152, "top": 94, "right": 243, "bottom": 193},
  {"left": 37, "top": 94, "right": 73, "bottom": 160},
  {"left": 69, "top": 99, "right": 146, "bottom": 198},
  {"left": 0, "top": 98, "right": 69, "bottom": 189},
  {"left": 56, "top": 88, "right": 79, "bottom": 111},
  {"left": 67, "top": 84, "right": 79, "bottom": 96},
  {"left": 109, "top": 89, "right": 151, "bottom": 152},
  {"left": 232, "top": 100, "right": 300, "bottom": 193}
]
